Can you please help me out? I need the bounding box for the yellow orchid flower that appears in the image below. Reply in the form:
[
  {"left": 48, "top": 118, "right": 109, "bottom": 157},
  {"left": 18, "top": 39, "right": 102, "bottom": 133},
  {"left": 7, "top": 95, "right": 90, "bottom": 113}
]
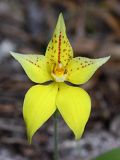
[{"left": 10, "top": 13, "right": 110, "bottom": 143}]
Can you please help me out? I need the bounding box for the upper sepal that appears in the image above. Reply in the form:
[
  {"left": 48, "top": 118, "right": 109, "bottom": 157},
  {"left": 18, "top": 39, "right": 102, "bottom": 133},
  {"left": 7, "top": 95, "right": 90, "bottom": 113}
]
[{"left": 45, "top": 13, "right": 73, "bottom": 67}]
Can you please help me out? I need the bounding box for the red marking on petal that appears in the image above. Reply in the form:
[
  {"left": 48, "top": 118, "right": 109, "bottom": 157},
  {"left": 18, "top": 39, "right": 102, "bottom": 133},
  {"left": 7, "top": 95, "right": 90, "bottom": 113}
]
[{"left": 58, "top": 31, "right": 62, "bottom": 63}]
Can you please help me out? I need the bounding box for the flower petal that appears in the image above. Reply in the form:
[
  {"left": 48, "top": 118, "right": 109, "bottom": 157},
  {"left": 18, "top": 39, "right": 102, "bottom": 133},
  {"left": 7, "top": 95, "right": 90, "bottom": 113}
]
[
  {"left": 23, "top": 83, "right": 58, "bottom": 143},
  {"left": 56, "top": 83, "right": 91, "bottom": 139},
  {"left": 66, "top": 56, "right": 110, "bottom": 84},
  {"left": 10, "top": 52, "right": 52, "bottom": 83},
  {"left": 45, "top": 13, "right": 73, "bottom": 67}
]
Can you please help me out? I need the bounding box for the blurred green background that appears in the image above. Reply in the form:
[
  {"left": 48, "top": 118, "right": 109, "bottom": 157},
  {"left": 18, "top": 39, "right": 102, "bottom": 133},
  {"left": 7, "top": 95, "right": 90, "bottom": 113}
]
[{"left": 0, "top": 0, "right": 120, "bottom": 160}]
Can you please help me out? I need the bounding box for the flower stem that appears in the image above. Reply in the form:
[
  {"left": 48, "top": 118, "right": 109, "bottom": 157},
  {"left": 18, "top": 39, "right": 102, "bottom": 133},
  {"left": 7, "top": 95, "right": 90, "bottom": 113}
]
[{"left": 54, "top": 110, "right": 59, "bottom": 160}]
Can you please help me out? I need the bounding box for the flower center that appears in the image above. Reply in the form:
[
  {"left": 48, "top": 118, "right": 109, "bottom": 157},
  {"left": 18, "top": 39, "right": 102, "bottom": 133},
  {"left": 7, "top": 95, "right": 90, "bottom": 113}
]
[{"left": 51, "top": 63, "right": 67, "bottom": 82}]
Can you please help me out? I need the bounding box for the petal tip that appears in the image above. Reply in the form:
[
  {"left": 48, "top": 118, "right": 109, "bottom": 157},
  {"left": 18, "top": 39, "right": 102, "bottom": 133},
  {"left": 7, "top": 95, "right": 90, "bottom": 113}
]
[
  {"left": 59, "top": 12, "right": 63, "bottom": 17},
  {"left": 101, "top": 55, "right": 111, "bottom": 64},
  {"left": 59, "top": 12, "right": 64, "bottom": 20},
  {"left": 28, "top": 137, "right": 32, "bottom": 145},
  {"left": 104, "top": 55, "right": 111, "bottom": 62},
  {"left": 27, "top": 133, "right": 32, "bottom": 145},
  {"left": 75, "top": 135, "right": 80, "bottom": 141},
  {"left": 57, "top": 12, "right": 65, "bottom": 30},
  {"left": 10, "top": 51, "right": 19, "bottom": 59},
  {"left": 10, "top": 51, "right": 14, "bottom": 56},
  {"left": 26, "top": 127, "right": 33, "bottom": 144},
  {"left": 74, "top": 131, "right": 83, "bottom": 141},
  {"left": 74, "top": 130, "right": 84, "bottom": 141},
  {"left": 96, "top": 55, "right": 111, "bottom": 67}
]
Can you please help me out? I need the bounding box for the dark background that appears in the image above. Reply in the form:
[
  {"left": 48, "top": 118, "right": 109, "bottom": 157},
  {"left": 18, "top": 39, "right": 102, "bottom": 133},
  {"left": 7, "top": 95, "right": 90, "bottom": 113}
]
[{"left": 0, "top": 0, "right": 120, "bottom": 160}]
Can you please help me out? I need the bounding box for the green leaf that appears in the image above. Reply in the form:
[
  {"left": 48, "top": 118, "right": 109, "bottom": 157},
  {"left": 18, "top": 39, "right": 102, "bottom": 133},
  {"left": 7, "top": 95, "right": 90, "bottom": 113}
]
[{"left": 93, "top": 147, "right": 120, "bottom": 160}]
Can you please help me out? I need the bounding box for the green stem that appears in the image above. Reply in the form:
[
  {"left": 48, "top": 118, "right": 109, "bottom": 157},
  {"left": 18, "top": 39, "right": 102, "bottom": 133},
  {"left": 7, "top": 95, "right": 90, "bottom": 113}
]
[{"left": 54, "top": 110, "right": 59, "bottom": 160}]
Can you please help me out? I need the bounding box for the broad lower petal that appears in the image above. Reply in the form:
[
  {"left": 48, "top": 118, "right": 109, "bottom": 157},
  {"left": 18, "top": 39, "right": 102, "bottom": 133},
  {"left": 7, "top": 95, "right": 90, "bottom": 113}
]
[
  {"left": 66, "top": 56, "right": 110, "bottom": 84},
  {"left": 23, "top": 83, "right": 58, "bottom": 143},
  {"left": 10, "top": 52, "right": 52, "bottom": 83},
  {"left": 56, "top": 83, "right": 91, "bottom": 139},
  {"left": 45, "top": 13, "right": 73, "bottom": 67}
]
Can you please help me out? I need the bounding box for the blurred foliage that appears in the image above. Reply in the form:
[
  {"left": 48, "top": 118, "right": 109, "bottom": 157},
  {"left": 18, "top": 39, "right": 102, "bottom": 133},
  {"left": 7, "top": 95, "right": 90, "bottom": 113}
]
[{"left": 93, "top": 147, "right": 120, "bottom": 160}]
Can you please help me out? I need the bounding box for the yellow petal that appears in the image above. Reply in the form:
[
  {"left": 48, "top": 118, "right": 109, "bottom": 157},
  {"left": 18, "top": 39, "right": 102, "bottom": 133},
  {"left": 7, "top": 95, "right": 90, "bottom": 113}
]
[
  {"left": 66, "top": 56, "right": 110, "bottom": 84},
  {"left": 10, "top": 52, "right": 52, "bottom": 83},
  {"left": 23, "top": 83, "right": 58, "bottom": 143},
  {"left": 56, "top": 83, "right": 91, "bottom": 139},
  {"left": 45, "top": 13, "right": 73, "bottom": 67}
]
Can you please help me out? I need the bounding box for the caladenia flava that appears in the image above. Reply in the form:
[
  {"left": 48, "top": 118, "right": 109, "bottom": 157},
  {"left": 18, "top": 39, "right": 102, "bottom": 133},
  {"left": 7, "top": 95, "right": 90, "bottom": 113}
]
[{"left": 10, "top": 13, "right": 110, "bottom": 158}]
